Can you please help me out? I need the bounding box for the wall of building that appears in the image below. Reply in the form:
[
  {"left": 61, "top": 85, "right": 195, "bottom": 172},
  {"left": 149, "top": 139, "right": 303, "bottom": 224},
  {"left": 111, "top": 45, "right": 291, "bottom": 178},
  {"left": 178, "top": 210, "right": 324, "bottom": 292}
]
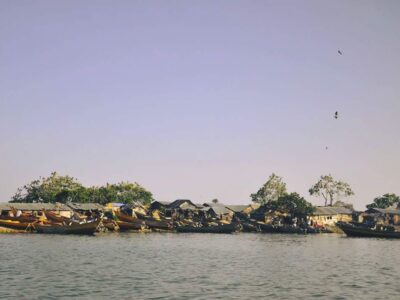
[{"left": 309, "top": 214, "right": 352, "bottom": 226}]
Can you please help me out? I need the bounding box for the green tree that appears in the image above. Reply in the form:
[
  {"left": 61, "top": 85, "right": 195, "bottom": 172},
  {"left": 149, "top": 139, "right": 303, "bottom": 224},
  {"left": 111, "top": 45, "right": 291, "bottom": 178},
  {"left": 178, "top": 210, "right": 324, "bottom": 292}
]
[
  {"left": 10, "top": 172, "right": 88, "bottom": 203},
  {"left": 251, "top": 173, "right": 287, "bottom": 205},
  {"left": 10, "top": 173, "right": 154, "bottom": 205},
  {"left": 274, "top": 193, "right": 314, "bottom": 216},
  {"left": 111, "top": 182, "right": 153, "bottom": 205},
  {"left": 309, "top": 175, "right": 354, "bottom": 206},
  {"left": 212, "top": 198, "right": 219, "bottom": 204},
  {"left": 333, "top": 200, "right": 354, "bottom": 210},
  {"left": 84, "top": 182, "right": 153, "bottom": 205},
  {"left": 366, "top": 193, "right": 400, "bottom": 209}
]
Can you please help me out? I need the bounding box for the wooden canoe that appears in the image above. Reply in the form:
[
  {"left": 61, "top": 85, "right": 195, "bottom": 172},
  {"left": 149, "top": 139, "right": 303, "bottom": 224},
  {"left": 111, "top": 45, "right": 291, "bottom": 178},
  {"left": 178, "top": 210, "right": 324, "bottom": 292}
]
[
  {"left": 44, "top": 211, "right": 70, "bottom": 223},
  {"left": 115, "top": 211, "right": 137, "bottom": 223},
  {"left": 0, "top": 215, "right": 38, "bottom": 223},
  {"left": 0, "top": 219, "right": 35, "bottom": 231},
  {"left": 240, "top": 222, "right": 260, "bottom": 232},
  {"left": 33, "top": 219, "right": 101, "bottom": 235},
  {"left": 0, "top": 226, "right": 27, "bottom": 233},
  {"left": 144, "top": 218, "right": 173, "bottom": 230},
  {"left": 337, "top": 222, "right": 400, "bottom": 239},
  {"left": 116, "top": 220, "right": 145, "bottom": 231}
]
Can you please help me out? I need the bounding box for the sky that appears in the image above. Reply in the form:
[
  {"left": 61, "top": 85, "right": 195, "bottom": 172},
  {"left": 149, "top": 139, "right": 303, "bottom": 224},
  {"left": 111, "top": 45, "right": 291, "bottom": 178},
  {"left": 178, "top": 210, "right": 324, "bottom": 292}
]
[{"left": 1, "top": 0, "right": 399, "bottom": 209}]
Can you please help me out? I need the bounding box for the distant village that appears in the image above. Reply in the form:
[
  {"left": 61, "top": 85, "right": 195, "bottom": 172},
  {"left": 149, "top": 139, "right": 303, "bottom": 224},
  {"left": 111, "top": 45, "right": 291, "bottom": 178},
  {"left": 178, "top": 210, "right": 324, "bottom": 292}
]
[{"left": 1, "top": 172, "right": 399, "bottom": 236}]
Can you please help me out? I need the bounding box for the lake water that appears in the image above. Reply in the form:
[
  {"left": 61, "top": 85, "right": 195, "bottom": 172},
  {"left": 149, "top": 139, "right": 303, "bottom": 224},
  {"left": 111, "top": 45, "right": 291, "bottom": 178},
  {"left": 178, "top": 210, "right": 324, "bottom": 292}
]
[{"left": 1, "top": 233, "right": 399, "bottom": 299}]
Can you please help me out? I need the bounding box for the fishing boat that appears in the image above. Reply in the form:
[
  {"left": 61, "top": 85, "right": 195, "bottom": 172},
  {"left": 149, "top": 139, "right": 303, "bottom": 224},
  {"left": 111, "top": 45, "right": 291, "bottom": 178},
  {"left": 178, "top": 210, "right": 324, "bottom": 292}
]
[
  {"left": 116, "top": 220, "right": 145, "bottom": 231},
  {"left": 239, "top": 221, "right": 260, "bottom": 232},
  {"left": 115, "top": 211, "right": 136, "bottom": 223},
  {"left": 0, "top": 226, "right": 27, "bottom": 233},
  {"left": 176, "top": 223, "right": 238, "bottom": 233},
  {"left": 33, "top": 219, "right": 101, "bottom": 235},
  {"left": 0, "top": 215, "right": 38, "bottom": 223},
  {"left": 44, "top": 211, "right": 70, "bottom": 223},
  {"left": 144, "top": 218, "right": 173, "bottom": 231},
  {"left": 0, "top": 219, "right": 35, "bottom": 231},
  {"left": 336, "top": 221, "right": 400, "bottom": 239}
]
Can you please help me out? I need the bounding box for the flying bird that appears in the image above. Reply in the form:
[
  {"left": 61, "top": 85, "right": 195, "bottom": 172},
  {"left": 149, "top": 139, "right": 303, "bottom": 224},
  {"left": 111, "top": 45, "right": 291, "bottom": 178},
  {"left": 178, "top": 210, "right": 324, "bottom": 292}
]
[
  {"left": 338, "top": 50, "right": 343, "bottom": 55},
  {"left": 334, "top": 111, "right": 338, "bottom": 119},
  {"left": 325, "top": 146, "right": 328, "bottom": 150}
]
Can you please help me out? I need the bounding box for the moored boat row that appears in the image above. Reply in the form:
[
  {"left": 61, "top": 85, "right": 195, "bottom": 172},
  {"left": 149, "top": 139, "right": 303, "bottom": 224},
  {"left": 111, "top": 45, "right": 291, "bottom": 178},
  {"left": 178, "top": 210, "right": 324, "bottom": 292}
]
[{"left": 2, "top": 201, "right": 400, "bottom": 238}]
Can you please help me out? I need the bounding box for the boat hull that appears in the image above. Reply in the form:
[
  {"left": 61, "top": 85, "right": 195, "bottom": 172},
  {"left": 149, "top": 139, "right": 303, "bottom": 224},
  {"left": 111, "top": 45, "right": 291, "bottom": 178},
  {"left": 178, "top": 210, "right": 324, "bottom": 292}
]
[
  {"left": 34, "top": 219, "right": 101, "bottom": 235},
  {"left": 0, "top": 219, "right": 34, "bottom": 231},
  {"left": 116, "top": 220, "right": 145, "bottom": 231},
  {"left": 240, "top": 222, "right": 260, "bottom": 232},
  {"left": 0, "top": 215, "right": 38, "bottom": 223},
  {"left": 115, "top": 212, "right": 137, "bottom": 223},
  {"left": 337, "top": 222, "right": 400, "bottom": 239},
  {"left": 44, "top": 211, "right": 70, "bottom": 223},
  {"left": 144, "top": 218, "right": 172, "bottom": 231}
]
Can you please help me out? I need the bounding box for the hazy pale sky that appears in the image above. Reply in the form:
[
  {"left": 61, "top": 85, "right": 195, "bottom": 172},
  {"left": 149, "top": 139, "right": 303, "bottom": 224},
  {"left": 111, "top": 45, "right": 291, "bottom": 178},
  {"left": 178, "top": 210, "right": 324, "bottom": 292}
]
[{"left": 1, "top": 0, "right": 399, "bottom": 209}]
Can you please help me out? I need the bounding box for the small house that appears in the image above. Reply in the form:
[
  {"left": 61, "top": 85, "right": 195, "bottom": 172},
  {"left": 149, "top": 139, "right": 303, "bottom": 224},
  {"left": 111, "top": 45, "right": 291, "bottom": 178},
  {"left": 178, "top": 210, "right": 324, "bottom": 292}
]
[
  {"left": 0, "top": 202, "right": 72, "bottom": 218},
  {"left": 168, "top": 199, "right": 200, "bottom": 210},
  {"left": 149, "top": 201, "right": 171, "bottom": 211},
  {"left": 309, "top": 206, "right": 353, "bottom": 226},
  {"left": 203, "top": 203, "right": 233, "bottom": 220},
  {"left": 363, "top": 207, "right": 400, "bottom": 225},
  {"left": 226, "top": 203, "right": 260, "bottom": 219}
]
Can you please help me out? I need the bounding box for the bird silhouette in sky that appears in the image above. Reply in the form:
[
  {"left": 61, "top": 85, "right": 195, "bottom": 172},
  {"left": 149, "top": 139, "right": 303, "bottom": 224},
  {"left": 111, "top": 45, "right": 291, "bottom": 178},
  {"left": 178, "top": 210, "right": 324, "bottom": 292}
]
[
  {"left": 338, "top": 50, "right": 343, "bottom": 55},
  {"left": 325, "top": 146, "right": 328, "bottom": 150},
  {"left": 334, "top": 111, "right": 338, "bottom": 119}
]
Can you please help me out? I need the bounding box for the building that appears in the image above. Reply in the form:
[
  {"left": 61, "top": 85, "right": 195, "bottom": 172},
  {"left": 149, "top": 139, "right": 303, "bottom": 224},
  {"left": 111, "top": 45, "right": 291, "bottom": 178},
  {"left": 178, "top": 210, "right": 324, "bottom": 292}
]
[
  {"left": 168, "top": 199, "right": 200, "bottom": 210},
  {"left": 202, "top": 203, "right": 233, "bottom": 220},
  {"left": 309, "top": 206, "right": 353, "bottom": 226},
  {"left": 363, "top": 207, "right": 400, "bottom": 225},
  {"left": 0, "top": 202, "right": 72, "bottom": 218},
  {"left": 226, "top": 203, "right": 260, "bottom": 218},
  {"left": 149, "top": 201, "right": 171, "bottom": 211}
]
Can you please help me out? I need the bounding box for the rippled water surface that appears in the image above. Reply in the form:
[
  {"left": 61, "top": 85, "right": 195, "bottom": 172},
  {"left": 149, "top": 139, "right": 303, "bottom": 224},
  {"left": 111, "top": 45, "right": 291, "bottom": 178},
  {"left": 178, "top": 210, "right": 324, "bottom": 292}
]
[{"left": 1, "top": 233, "right": 399, "bottom": 299}]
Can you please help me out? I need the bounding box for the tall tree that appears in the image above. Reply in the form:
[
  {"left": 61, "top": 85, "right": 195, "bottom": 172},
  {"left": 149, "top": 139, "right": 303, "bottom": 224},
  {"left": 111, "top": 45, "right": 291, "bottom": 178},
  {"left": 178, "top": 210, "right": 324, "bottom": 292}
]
[
  {"left": 251, "top": 173, "right": 287, "bottom": 205},
  {"left": 366, "top": 193, "right": 400, "bottom": 209},
  {"left": 309, "top": 175, "right": 354, "bottom": 206}
]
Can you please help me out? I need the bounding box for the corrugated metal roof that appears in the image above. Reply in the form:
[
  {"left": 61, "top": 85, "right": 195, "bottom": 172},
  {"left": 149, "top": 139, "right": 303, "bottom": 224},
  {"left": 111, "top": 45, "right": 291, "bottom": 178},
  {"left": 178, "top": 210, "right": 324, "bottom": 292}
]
[
  {"left": 203, "top": 203, "right": 231, "bottom": 215},
  {"left": 210, "top": 206, "right": 231, "bottom": 215},
  {"left": 0, "top": 202, "right": 72, "bottom": 211},
  {"left": 151, "top": 201, "right": 171, "bottom": 206},
  {"left": 369, "top": 208, "right": 400, "bottom": 215},
  {"left": 225, "top": 205, "right": 248, "bottom": 213},
  {"left": 313, "top": 206, "right": 353, "bottom": 215},
  {"left": 168, "top": 199, "right": 199, "bottom": 209},
  {"left": 66, "top": 202, "right": 104, "bottom": 211}
]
